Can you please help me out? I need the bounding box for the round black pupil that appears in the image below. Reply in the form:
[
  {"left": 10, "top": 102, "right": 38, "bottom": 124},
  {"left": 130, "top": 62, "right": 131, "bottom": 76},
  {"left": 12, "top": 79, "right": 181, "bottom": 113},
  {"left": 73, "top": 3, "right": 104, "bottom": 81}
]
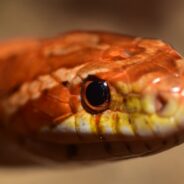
[{"left": 86, "top": 81, "right": 109, "bottom": 106}]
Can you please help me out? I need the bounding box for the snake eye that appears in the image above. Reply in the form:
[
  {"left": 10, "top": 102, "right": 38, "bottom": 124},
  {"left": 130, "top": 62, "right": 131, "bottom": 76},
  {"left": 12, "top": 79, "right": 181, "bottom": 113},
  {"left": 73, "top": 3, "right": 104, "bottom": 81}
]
[{"left": 81, "top": 76, "right": 111, "bottom": 114}]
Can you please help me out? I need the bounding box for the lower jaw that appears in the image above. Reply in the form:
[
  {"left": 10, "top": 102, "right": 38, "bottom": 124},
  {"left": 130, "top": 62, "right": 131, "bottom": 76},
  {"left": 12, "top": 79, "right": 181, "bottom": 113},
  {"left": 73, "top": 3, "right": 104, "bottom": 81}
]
[{"left": 21, "top": 132, "right": 184, "bottom": 162}]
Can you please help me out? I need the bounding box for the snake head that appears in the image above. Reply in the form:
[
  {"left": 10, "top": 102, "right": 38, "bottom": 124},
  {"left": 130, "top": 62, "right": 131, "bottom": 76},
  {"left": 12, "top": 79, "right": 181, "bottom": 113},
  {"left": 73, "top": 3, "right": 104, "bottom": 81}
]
[
  {"left": 2, "top": 32, "right": 184, "bottom": 161},
  {"left": 28, "top": 60, "right": 184, "bottom": 161}
]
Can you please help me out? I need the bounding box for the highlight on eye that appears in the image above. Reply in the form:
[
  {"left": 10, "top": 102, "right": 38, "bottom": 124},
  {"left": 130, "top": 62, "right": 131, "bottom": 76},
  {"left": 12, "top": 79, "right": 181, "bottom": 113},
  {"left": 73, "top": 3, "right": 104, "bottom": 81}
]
[{"left": 81, "top": 75, "right": 111, "bottom": 114}]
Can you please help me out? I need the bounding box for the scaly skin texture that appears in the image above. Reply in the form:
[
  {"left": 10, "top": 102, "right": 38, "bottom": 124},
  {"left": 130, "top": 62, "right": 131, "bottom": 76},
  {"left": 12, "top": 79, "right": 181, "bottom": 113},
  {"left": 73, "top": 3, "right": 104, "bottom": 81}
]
[{"left": 0, "top": 31, "right": 184, "bottom": 162}]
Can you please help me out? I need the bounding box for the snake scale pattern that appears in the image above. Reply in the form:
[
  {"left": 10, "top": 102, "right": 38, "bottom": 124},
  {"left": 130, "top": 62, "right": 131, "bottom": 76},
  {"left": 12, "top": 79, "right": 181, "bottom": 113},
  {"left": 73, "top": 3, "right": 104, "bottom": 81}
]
[{"left": 0, "top": 31, "right": 184, "bottom": 162}]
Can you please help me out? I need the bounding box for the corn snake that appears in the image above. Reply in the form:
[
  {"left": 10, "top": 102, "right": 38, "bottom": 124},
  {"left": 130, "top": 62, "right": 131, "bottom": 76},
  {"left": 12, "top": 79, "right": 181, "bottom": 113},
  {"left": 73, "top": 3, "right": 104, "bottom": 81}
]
[{"left": 0, "top": 31, "right": 184, "bottom": 163}]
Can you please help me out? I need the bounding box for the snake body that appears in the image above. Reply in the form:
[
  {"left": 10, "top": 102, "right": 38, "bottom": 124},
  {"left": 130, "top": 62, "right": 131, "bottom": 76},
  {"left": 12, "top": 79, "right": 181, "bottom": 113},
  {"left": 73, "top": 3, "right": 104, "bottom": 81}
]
[{"left": 0, "top": 31, "right": 184, "bottom": 162}]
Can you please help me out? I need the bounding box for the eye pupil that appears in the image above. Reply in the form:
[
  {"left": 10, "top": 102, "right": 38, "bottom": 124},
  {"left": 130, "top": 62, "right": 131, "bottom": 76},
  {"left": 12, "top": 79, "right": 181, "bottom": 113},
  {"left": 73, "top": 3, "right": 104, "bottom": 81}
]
[
  {"left": 86, "top": 81, "right": 109, "bottom": 106},
  {"left": 81, "top": 76, "right": 111, "bottom": 113}
]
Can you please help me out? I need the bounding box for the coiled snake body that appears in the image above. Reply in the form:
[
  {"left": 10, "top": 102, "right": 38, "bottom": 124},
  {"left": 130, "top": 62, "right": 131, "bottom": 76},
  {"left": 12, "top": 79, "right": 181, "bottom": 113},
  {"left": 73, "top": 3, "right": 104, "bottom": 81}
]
[{"left": 0, "top": 31, "right": 184, "bottom": 163}]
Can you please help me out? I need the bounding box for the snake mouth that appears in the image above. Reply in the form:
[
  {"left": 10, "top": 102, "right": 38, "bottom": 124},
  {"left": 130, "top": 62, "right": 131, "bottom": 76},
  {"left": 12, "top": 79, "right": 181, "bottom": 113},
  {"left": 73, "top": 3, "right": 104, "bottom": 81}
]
[{"left": 38, "top": 92, "right": 184, "bottom": 144}]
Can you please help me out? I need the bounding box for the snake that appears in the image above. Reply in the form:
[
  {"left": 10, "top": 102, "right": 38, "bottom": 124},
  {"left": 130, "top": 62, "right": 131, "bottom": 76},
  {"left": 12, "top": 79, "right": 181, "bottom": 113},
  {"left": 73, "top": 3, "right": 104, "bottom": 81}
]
[{"left": 0, "top": 31, "right": 184, "bottom": 163}]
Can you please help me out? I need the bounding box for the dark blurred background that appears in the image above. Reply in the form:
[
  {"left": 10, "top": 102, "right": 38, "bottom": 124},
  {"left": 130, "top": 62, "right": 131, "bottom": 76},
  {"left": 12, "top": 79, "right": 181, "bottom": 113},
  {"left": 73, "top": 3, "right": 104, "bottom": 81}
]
[
  {"left": 0, "top": 0, "right": 184, "bottom": 184},
  {"left": 0, "top": 0, "right": 183, "bottom": 54}
]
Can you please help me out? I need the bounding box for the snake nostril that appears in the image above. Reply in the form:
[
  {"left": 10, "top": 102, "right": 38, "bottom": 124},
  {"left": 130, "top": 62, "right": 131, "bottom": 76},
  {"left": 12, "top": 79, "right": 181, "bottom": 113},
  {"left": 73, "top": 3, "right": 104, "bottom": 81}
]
[{"left": 155, "top": 94, "right": 167, "bottom": 113}]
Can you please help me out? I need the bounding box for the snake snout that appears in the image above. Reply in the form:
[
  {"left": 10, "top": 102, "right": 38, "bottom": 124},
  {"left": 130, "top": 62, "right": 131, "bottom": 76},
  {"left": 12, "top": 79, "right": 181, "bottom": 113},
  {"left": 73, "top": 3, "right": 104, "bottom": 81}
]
[
  {"left": 141, "top": 75, "right": 184, "bottom": 116},
  {"left": 136, "top": 75, "right": 184, "bottom": 138}
]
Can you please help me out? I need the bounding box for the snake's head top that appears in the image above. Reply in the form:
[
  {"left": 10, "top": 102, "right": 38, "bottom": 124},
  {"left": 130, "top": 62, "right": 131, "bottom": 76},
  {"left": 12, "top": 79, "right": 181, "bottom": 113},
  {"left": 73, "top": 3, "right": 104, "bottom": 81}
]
[{"left": 1, "top": 31, "right": 184, "bottom": 161}]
